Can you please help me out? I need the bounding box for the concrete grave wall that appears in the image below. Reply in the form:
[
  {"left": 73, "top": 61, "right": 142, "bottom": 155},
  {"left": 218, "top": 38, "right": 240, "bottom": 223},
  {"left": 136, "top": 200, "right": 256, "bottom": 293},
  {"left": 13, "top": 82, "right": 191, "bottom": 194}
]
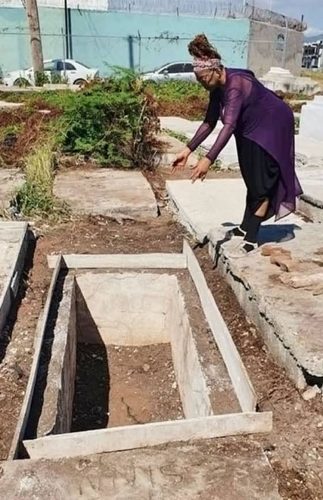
[
  {"left": 37, "top": 275, "right": 77, "bottom": 437},
  {"left": 37, "top": 271, "right": 213, "bottom": 434}
]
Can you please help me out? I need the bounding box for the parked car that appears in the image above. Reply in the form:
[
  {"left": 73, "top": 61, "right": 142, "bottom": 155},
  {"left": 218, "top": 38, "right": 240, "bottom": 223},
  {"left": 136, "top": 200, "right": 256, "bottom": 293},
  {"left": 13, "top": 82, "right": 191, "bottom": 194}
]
[
  {"left": 141, "top": 62, "right": 196, "bottom": 82},
  {"left": 3, "top": 59, "right": 99, "bottom": 87}
]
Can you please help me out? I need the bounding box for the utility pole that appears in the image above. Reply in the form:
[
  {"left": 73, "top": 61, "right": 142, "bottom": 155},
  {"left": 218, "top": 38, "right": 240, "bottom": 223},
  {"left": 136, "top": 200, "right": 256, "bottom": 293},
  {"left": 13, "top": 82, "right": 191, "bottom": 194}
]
[{"left": 25, "top": 0, "right": 44, "bottom": 75}]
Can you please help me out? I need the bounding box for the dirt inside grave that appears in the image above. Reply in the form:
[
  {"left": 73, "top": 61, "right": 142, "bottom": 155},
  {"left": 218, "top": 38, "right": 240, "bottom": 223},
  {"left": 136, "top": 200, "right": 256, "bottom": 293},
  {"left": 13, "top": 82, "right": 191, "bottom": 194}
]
[
  {"left": 72, "top": 343, "right": 183, "bottom": 431},
  {"left": 0, "top": 163, "right": 323, "bottom": 499}
]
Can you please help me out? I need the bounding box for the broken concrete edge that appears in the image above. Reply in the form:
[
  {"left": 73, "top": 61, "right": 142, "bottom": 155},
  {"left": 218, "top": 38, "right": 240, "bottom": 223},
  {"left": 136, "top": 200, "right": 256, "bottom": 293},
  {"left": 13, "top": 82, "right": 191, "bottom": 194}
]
[
  {"left": 0, "top": 222, "right": 30, "bottom": 334},
  {"left": 183, "top": 240, "right": 257, "bottom": 413},
  {"left": 22, "top": 411, "right": 273, "bottom": 460},
  {"left": 209, "top": 243, "right": 307, "bottom": 390},
  {"left": 47, "top": 252, "right": 188, "bottom": 270},
  {"left": 8, "top": 255, "right": 63, "bottom": 460},
  {"left": 37, "top": 275, "right": 77, "bottom": 437},
  {"left": 298, "top": 197, "right": 323, "bottom": 223}
]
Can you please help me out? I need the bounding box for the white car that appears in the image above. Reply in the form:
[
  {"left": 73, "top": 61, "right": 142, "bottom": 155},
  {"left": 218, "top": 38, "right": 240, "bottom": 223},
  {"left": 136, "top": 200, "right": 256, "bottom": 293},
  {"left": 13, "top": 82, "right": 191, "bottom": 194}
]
[
  {"left": 142, "top": 62, "right": 196, "bottom": 83},
  {"left": 3, "top": 59, "right": 99, "bottom": 87}
]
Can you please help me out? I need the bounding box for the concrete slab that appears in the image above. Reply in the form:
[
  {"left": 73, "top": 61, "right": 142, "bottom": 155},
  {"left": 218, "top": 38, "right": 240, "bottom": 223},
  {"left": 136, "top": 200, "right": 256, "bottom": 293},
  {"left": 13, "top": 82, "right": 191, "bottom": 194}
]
[
  {"left": 209, "top": 225, "right": 323, "bottom": 385},
  {"left": 166, "top": 178, "right": 303, "bottom": 243},
  {"left": 0, "top": 169, "right": 24, "bottom": 210},
  {"left": 299, "top": 96, "right": 323, "bottom": 141},
  {"left": 0, "top": 101, "right": 24, "bottom": 110},
  {"left": 161, "top": 117, "right": 323, "bottom": 171},
  {"left": 0, "top": 440, "right": 281, "bottom": 500},
  {"left": 166, "top": 178, "right": 323, "bottom": 385},
  {"left": 0, "top": 222, "right": 28, "bottom": 334},
  {"left": 295, "top": 135, "right": 323, "bottom": 169},
  {"left": 158, "top": 133, "right": 199, "bottom": 168},
  {"left": 54, "top": 169, "right": 157, "bottom": 220},
  {"left": 160, "top": 117, "right": 239, "bottom": 169},
  {"left": 297, "top": 167, "right": 323, "bottom": 221}
]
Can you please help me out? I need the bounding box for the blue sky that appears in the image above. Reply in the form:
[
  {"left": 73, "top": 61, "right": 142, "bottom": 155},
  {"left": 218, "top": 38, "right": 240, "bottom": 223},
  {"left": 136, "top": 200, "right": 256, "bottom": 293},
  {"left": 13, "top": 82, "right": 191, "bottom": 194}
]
[{"left": 264, "top": 0, "right": 323, "bottom": 35}]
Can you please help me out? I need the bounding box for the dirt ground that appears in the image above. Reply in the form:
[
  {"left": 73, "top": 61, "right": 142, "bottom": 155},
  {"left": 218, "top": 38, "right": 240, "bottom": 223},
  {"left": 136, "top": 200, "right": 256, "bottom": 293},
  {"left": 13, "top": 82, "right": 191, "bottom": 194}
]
[
  {"left": 0, "top": 165, "right": 322, "bottom": 499},
  {"left": 157, "top": 95, "right": 208, "bottom": 120}
]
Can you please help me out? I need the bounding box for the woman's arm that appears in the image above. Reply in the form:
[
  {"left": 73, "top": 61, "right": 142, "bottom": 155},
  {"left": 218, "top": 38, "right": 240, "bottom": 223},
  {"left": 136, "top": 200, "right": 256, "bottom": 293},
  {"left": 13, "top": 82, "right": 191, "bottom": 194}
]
[
  {"left": 186, "top": 89, "right": 220, "bottom": 152},
  {"left": 205, "top": 75, "right": 250, "bottom": 163}
]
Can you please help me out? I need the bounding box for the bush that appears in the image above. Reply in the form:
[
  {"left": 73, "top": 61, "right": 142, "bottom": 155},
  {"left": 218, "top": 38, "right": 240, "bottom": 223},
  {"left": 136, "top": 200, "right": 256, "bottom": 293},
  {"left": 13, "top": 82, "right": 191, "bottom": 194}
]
[{"left": 47, "top": 70, "right": 160, "bottom": 168}]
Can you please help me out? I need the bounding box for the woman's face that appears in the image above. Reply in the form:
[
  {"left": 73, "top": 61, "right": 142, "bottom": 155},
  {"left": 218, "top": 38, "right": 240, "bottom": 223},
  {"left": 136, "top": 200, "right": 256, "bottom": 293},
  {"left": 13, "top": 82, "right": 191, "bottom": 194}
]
[{"left": 195, "top": 68, "right": 222, "bottom": 90}]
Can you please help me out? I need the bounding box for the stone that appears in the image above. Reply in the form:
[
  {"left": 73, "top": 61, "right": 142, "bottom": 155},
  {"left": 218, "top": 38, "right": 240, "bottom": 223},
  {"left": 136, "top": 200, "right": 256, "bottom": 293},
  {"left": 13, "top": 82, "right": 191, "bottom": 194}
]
[
  {"left": 270, "top": 255, "right": 299, "bottom": 273},
  {"left": 54, "top": 169, "right": 157, "bottom": 220},
  {"left": 300, "top": 96, "right": 323, "bottom": 142},
  {"left": 302, "top": 385, "right": 321, "bottom": 401}
]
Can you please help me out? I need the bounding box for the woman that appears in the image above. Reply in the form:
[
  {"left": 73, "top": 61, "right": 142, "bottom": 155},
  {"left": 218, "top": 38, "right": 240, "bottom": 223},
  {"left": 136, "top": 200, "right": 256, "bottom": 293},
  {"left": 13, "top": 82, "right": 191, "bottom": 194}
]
[{"left": 172, "top": 34, "right": 302, "bottom": 255}]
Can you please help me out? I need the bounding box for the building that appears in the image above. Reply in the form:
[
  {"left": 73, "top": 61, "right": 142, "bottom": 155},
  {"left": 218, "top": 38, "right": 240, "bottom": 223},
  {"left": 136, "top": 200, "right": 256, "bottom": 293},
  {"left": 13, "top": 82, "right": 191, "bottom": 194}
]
[
  {"left": 0, "top": 0, "right": 306, "bottom": 76},
  {"left": 302, "top": 40, "right": 323, "bottom": 70}
]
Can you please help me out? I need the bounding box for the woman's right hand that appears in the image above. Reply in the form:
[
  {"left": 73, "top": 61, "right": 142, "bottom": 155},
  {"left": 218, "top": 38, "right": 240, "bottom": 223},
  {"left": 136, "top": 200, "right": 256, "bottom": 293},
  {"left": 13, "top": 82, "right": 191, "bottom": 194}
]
[{"left": 171, "top": 147, "right": 191, "bottom": 174}]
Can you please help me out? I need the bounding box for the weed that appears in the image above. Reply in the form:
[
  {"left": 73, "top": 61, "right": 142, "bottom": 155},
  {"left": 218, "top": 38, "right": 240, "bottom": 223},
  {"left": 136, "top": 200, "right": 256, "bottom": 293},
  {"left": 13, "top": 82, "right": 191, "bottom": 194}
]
[{"left": 13, "top": 140, "right": 68, "bottom": 217}]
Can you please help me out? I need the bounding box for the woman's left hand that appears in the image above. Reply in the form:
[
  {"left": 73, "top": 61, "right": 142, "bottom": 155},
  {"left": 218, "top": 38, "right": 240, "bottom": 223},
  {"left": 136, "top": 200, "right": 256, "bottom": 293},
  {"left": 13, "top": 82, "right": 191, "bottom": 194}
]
[{"left": 190, "top": 157, "right": 212, "bottom": 183}]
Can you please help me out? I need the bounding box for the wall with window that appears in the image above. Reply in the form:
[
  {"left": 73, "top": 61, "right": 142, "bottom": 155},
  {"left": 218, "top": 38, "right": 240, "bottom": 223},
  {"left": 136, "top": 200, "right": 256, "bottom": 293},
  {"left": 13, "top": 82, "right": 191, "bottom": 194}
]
[
  {"left": 0, "top": 7, "right": 249, "bottom": 75},
  {"left": 247, "top": 20, "right": 304, "bottom": 76}
]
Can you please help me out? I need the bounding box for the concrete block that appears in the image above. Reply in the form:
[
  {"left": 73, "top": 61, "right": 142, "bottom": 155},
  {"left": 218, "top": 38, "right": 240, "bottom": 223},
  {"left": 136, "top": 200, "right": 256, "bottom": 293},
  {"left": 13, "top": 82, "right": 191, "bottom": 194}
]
[
  {"left": 0, "top": 221, "right": 29, "bottom": 335},
  {"left": 37, "top": 276, "right": 77, "bottom": 437},
  {"left": 23, "top": 412, "right": 272, "bottom": 460},
  {"left": 54, "top": 169, "right": 157, "bottom": 220},
  {"left": 208, "top": 224, "right": 323, "bottom": 384},
  {"left": 260, "top": 67, "right": 320, "bottom": 95},
  {"left": 0, "top": 169, "right": 24, "bottom": 209}
]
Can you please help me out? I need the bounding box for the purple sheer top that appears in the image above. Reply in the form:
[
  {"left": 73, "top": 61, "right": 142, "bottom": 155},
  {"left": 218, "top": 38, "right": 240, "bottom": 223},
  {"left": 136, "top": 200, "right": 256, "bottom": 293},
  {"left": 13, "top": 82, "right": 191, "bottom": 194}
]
[{"left": 187, "top": 68, "right": 302, "bottom": 219}]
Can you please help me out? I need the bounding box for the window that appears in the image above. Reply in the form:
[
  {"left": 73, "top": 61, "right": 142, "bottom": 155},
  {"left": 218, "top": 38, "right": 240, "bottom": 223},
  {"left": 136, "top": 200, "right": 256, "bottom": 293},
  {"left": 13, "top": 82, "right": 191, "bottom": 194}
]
[
  {"left": 166, "top": 63, "right": 185, "bottom": 73},
  {"left": 184, "top": 63, "right": 193, "bottom": 73},
  {"left": 43, "top": 60, "right": 57, "bottom": 72},
  {"left": 64, "top": 62, "right": 76, "bottom": 70},
  {"left": 276, "top": 34, "right": 285, "bottom": 52},
  {"left": 57, "top": 61, "right": 76, "bottom": 71}
]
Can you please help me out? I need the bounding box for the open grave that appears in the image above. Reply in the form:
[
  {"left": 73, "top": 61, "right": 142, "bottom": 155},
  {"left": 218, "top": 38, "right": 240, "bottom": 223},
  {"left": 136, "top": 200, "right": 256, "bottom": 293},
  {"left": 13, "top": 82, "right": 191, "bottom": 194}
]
[{"left": 9, "top": 243, "right": 271, "bottom": 461}]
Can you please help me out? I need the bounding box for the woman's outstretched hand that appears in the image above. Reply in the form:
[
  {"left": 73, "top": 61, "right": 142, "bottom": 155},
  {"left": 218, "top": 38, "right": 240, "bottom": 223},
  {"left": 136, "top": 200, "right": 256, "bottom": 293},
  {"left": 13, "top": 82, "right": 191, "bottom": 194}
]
[
  {"left": 171, "top": 147, "right": 191, "bottom": 174},
  {"left": 190, "top": 157, "right": 212, "bottom": 183}
]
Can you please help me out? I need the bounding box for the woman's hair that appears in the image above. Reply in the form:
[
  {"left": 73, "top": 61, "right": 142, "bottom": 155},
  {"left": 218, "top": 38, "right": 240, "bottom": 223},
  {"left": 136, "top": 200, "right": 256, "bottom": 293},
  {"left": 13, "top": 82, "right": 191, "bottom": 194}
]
[{"left": 188, "top": 34, "right": 222, "bottom": 60}]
